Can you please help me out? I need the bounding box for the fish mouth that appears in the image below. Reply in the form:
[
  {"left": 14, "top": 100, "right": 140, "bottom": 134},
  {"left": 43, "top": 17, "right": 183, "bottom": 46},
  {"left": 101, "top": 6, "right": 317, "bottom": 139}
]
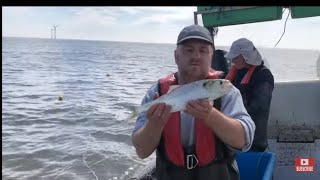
[
  {"left": 224, "top": 80, "right": 233, "bottom": 88},
  {"left": 224, "top": 80, "right": 232, "bottom": 86}
]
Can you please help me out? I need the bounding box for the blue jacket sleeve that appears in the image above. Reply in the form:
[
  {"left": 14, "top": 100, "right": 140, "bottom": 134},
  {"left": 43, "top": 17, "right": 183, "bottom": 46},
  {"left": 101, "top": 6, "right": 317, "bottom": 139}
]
[
  {"left": 221, "top": 86, "right": 256, "bottom": 151},
  {"left": 132, "top": 84, "right": 158, "bottom": 134}
]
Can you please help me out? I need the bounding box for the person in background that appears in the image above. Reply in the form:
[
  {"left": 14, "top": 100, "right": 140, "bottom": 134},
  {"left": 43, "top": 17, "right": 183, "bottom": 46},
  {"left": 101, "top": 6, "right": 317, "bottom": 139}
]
[
  {"left": 211, "top": 49, "right": 230, "bottom": 78},
  {"left": 225, "top": 38, "right": 274, "bottom": 152},
  {"left": 208, "top": 26, "right": 231, "bottom": 78},
  {"left": 131, "top": 25, "right": 255, "bottom": 180}
]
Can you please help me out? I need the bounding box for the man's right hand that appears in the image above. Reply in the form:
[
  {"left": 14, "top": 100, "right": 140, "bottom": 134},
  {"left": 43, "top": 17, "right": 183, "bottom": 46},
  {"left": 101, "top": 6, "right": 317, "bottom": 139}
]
[
  {"left": 132, "top": 92, "right": 172, "bottom": 159},
  {"left": 146, "top": 92, "right": 171, "bottom": 128}
]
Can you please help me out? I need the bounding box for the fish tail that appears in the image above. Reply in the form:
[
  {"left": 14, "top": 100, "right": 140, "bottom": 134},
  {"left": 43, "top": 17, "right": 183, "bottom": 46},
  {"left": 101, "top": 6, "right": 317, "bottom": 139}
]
[{"left": 126, "top": 106, "right": 140, "bottom": 124}]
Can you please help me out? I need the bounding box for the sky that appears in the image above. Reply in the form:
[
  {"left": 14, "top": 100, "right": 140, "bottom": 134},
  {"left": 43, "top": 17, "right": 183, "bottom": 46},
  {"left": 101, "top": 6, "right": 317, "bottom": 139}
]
[{"left": 2, "top": 6, "right": 320, "bottom": 50}]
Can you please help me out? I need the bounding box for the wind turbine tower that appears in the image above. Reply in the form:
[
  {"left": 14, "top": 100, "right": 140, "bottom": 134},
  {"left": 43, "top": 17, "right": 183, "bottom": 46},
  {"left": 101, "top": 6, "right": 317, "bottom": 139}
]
[
  {"left": 51, "top": 28, "right": 54, "bottom": 39},
  {"left": 52, "top": 24, "right": 60, "bottom": 39}
]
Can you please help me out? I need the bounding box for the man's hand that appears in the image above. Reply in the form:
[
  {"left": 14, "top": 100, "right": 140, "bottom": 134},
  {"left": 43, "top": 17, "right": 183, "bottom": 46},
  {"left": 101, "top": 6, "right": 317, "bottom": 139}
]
[
  {"left": 186, "top": 99, "right": 214, "bottom": 122},
  {"left": 146, "top": 92, "right": 171, "bottom": 128},
  {"left": 132, "top": 92, "right": 172, "bottom": 159}
]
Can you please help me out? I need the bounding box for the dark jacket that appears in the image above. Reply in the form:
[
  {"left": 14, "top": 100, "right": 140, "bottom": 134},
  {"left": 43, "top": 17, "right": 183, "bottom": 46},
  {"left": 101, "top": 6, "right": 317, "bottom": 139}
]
[
  {"left": 232, "top": 62, "right": 274, "bottom": 152},
  {"left": 211, "top": 49, "right": 230, "bottom": 78}
]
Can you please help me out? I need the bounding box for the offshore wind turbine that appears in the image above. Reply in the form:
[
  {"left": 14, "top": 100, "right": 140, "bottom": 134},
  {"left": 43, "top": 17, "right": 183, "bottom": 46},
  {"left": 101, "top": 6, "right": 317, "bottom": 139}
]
[{"left": 53, "top": 24, "right": 60, "bottom": 39}]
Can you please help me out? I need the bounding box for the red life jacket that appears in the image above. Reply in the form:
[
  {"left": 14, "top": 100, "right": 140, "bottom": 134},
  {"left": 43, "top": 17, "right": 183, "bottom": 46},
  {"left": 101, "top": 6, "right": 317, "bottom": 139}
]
[
  {"left": 158, "top": 68, "right": 223, "bottom": 167},
  {"left": 225, "top": 65, "right": 256, "bottom": 84}
]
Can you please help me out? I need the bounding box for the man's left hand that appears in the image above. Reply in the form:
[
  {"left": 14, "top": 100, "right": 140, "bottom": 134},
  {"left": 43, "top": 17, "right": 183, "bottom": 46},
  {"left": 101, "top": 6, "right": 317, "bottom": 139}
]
[{"left": 185, "top": 99, "right": 214, "bottom": 121}]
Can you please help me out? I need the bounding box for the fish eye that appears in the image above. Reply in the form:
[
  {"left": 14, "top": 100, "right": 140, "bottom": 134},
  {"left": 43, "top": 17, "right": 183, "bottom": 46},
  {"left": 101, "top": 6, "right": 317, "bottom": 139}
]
[
  {"left": 203, "top": 82, "right": 207, "bottom": 87},
  {"left": 220, "top": 81, "right": 223, "bottom": 85}
]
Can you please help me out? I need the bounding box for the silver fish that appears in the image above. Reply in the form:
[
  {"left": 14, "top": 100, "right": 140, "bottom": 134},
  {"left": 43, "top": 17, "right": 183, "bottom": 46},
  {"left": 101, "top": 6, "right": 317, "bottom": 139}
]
[{"left": 127, "top": 79, "right": 233, "bottom": 123}]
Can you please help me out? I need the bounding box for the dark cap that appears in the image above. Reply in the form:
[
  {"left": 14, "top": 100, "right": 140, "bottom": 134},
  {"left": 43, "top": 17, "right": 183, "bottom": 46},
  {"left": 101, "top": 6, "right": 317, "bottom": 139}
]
[{"left": 177, "top": 25, "right": 214, "bottom": 45}]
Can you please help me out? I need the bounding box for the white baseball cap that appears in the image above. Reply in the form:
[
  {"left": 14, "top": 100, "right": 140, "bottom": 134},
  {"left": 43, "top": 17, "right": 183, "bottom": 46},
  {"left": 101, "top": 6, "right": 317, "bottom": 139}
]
[{"left": 224, "top": 38, "right": 262, "bottom": 66}]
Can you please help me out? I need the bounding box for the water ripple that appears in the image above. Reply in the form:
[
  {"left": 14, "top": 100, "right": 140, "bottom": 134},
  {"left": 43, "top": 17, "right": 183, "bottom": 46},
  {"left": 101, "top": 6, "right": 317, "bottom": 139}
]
[{"left": 2, "top": 37, "right": 319, "bottom": 180}]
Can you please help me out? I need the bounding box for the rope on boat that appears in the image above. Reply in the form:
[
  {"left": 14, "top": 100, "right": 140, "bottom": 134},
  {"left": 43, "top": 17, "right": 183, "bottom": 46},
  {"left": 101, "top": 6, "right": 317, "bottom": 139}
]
[{"left": 274, "top": 8, "right": 291, "bottom": 47}]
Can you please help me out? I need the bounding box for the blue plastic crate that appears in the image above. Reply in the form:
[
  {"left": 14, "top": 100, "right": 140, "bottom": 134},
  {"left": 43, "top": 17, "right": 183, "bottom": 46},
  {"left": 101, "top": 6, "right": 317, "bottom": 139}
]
[{"left": 236, "top": 152, "right": 277, "bottom": 180}]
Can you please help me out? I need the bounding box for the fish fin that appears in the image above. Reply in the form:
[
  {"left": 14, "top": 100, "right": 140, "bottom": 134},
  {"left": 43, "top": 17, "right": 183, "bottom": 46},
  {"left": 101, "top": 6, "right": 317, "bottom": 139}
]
[
  {"left": 167, "top": 85, "right": 180, "bottom": 93},
  {"left": 126, "top": 106, "right": 140, "bottom": 124}
]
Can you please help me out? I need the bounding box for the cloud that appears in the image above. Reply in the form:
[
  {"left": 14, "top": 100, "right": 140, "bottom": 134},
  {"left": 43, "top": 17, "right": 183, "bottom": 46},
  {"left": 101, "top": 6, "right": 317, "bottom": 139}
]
[
  {"left": 74, "top": 8, "right": 117, "bottom": 27},
  {"left": 129, "top": 7, "right": 196, "bottom": 26},
  {"left": 3, "top": 6, "right": 319, "bottom": 50},
  {"left": 131, "top": 11, "right": 192, "bottom": 25},
  {"left": 71, "top": 7, "right": 196, "bottom": 27},
  {"left": 3, "top": 6, "right": 34, "bottom": 16}
]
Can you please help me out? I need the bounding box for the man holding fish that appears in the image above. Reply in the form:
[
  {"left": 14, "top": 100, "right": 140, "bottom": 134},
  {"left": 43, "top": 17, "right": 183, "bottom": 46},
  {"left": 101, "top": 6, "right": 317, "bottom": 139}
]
[{"left": 131, "top": 24, "right": 255, "bottom": 180}]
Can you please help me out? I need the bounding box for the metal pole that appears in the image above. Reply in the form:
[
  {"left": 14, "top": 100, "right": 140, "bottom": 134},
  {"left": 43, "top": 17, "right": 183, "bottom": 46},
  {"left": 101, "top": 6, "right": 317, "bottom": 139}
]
[
  {"left": 54, "top": 27, "right": 56, "bottom": 39},
  {"left": 194, "top": 12, "right": 198, "bottom": 25}
]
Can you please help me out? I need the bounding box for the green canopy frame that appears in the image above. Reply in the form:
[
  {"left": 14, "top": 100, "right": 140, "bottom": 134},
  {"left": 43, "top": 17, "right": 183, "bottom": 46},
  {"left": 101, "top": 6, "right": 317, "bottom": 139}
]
[{"left": 195, "top": 6, "right": 320, "bottom": 28}]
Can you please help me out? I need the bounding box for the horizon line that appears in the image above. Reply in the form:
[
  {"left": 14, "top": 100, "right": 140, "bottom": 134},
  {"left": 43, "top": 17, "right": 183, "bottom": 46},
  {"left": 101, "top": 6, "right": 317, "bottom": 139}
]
[{"left": 3, "top": 35, "right": 320, "bottom": 52}]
